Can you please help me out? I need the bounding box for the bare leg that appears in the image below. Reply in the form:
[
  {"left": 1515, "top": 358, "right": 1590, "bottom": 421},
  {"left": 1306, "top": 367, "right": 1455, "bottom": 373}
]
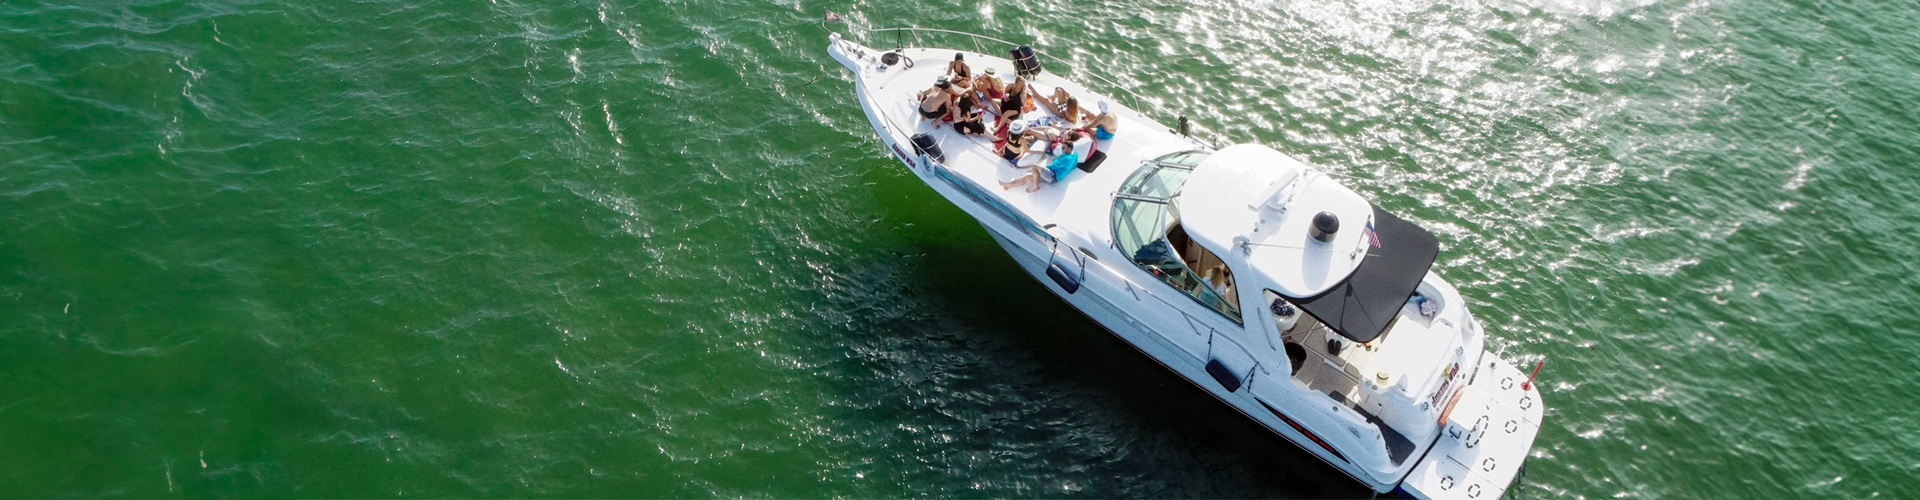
[
  {"left": 999, "top": 173, "right": 1028, "bottom": 190},
  {"left": 980, "top": 94, "right": 1002, "bottom": 119},
  {"left": 1036, "top": 94, "right": 1065, "bottom": 119},
  {"left": 1001, "top": 167, "right": 1041, "bottom": 191}
]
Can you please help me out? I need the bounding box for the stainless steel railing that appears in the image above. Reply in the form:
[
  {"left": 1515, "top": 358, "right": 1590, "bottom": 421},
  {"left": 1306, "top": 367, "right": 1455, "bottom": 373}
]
[{"left": 847, "top": 25, "right": 1230, "bottom": 149}]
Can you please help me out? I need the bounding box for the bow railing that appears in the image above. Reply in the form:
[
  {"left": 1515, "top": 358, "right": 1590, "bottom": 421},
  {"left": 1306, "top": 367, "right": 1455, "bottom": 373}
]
[{"left": 846, "top": 25, "right": 1230, "bottom": 149}]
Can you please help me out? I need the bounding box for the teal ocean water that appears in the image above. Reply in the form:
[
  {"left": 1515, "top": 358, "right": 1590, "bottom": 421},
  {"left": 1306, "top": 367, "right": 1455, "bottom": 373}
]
[{"left": 4, "top": 0, "right": 1919, "bottom": 497}]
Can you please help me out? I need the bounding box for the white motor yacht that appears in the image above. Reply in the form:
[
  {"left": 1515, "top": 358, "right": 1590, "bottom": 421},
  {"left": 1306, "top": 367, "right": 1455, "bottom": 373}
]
[{"left": 826, "top": 26, "right": 1544, "bottom": 499}]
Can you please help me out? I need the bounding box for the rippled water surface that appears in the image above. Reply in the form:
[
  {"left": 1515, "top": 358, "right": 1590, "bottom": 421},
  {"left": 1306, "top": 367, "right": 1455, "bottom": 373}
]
[{"left": 4, "top": 0, "right": 1919, "bottom": 498}]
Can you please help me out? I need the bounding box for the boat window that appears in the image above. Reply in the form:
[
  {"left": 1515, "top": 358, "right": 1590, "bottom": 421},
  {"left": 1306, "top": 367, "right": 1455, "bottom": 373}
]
[
  {"left": 1165, "top": 214, "right": 1240, "bottom": 322},
  {"left": 1118, "top": 152, "right": 1200, "bottom": 198},
  {"left": 1111, "top": 151, "right": 1240, "bottom": 324}
]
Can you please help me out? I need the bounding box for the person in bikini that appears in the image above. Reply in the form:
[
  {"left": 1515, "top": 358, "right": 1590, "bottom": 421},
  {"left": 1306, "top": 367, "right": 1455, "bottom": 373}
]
[
  {"left": 991, "top": 113, "right": 1061, "bottom": 155},
  {"left": 947, "top": 53, "right": 972, "bottom": 90},
  {"left": 1038, "top": 87, "right": 1096, "bottom": 128},
  {"left": 916, "top": 75, "right": 956, "bottom": 128},
  {"left": 995, "top": 120, "right": 1043, "bottom": 165},
  {"left": 1001, "top": 74, "right": 1031, "bottom": 116},
  {"left": 973, "top": 67, "right": 1007, "bottom": 115}
]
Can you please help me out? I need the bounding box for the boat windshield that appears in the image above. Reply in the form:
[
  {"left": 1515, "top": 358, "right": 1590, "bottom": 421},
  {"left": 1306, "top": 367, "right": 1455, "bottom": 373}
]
[{"left": 1111, "top": 151, "right": 1241, "bottom": 323}]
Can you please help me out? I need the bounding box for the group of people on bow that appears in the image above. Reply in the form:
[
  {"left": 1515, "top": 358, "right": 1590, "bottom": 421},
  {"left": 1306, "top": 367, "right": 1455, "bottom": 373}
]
[{"left": 913, "top": 53, "right": 1120, "bottom": 192}]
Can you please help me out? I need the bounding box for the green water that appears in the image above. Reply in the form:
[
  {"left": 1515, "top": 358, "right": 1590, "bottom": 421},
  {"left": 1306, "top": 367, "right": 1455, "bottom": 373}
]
[{"left": 4, "top": 0, "right": 1918, "bottom": 497}]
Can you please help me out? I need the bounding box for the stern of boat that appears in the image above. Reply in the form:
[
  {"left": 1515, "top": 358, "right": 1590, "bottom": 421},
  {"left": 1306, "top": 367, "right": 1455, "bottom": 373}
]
[{"left": 1399, "top": 355, "right": 1544, "bottom": 500}]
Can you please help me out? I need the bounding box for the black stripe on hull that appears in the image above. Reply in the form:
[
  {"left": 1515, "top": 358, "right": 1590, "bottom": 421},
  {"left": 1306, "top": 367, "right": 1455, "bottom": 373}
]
[{"left": 1259, "top": 400, "right": 1350, "bottom": 464}]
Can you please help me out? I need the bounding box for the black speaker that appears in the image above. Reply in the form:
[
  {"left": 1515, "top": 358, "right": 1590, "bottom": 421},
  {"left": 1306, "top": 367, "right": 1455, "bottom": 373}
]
[
  {"left": 909, "top": 133, "right": 944, "bottom": 163},
  {"left": 1009, "top": 45, "right": 1042, "bottom": 79}
]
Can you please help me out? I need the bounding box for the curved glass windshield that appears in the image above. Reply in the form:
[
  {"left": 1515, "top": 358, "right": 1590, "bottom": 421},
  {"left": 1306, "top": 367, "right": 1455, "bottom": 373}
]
[{"left": 1110, "top": 151, "right": 1242, "bottom": 324}]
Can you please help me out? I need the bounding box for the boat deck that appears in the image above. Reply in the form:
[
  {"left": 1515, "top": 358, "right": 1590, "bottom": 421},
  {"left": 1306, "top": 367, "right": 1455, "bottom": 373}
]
[{"left": 855, "top": 46, "right": 1205, "bottom": 237}]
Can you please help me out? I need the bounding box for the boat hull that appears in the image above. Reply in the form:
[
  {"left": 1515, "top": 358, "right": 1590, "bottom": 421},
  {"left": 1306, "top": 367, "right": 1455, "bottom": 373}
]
[
  {"left": 981, "top": 223, "right": 1386, "bottom": 486},
  {"left": 828, "top": 33, "right": 1541, "bottom": 498}
]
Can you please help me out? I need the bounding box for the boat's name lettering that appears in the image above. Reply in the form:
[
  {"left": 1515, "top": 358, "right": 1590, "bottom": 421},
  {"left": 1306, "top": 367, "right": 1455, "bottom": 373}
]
[{"left": 890, "top": 143, "right": 916, "bottom": 169}]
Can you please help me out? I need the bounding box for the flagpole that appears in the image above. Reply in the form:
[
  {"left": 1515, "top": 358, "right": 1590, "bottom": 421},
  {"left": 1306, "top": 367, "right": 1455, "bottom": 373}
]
[{"left": 821, "top": 8, "right": 844, "bottom": 35}]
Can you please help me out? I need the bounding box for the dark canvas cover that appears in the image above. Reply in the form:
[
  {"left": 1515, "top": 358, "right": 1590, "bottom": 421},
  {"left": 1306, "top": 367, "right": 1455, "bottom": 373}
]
[{"left": 1290, "top": 205, "right": 1439, "bottom": 343}]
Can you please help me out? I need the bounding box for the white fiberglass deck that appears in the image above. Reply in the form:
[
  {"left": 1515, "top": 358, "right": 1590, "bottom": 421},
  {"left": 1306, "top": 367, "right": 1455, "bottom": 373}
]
[{"left": 856, "top": 46, "right": 1203, "bottom": 235}]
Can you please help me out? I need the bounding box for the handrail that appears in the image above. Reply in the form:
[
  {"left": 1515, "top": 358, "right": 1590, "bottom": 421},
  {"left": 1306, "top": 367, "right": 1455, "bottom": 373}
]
[
  {"left": 849, "top": 25, "right": 1229, "bottom": 149},
  {"left": 864, "top": 27, "right": 1152, "bottom": 115},
  {"left": 833, "top": 36, "right": 1056, "bottom": 246},
  {"left": 867, "top": 26, "right": 1022, "bottom": 50}
]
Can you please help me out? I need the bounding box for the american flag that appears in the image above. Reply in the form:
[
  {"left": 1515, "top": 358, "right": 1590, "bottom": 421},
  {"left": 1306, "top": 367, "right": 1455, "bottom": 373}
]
[
  {"left": 1364, "top": 220, "right": 1381, "bottom": 248},
  {"left": 823, "top": 9, "right": 843, "bottom": 21}
]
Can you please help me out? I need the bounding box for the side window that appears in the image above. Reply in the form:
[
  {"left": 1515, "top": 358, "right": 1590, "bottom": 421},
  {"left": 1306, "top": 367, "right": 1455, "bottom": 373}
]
[
  {"left": 1111, "top": 150, "right": 1240, "bottom": 324},
  {"left": 1166, "top": 216, "right": 1240, "bottom": 323}
]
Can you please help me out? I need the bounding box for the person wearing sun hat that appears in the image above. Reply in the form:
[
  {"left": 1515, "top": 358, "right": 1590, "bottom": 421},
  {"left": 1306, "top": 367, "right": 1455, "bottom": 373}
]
[
  {"left": 995, "top": 119, "right": 1040, "bottom": 165},
  {"left": 916, "top": 75, "right": 956, "bottom": 128},
  {"left": 973, "top": 67, "right": 1007, "bottom": 112},
  {"left": 1085, "top": 100, "right": 1118, "bottom": 140}
]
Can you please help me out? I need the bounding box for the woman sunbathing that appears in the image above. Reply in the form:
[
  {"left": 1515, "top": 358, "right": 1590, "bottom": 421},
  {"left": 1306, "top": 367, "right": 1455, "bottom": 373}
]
[
  {"left": 1038, "top": 87, "right": 1097, "bottom": 127},
  {"left": 973, "top": 67, "right": 1007, "bottom": 113},
  {"left": 995, "top": 120, "right": 1043, "bottom": 164}
]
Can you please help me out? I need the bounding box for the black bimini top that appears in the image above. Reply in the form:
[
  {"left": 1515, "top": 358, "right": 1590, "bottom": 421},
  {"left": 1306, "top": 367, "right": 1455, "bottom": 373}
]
[{"left": 1290, "top": 205, "right": 1439, "bottom": 343}]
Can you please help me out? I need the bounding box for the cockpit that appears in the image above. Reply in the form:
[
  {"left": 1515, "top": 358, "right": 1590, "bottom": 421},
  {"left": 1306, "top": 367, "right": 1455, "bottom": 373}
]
[
  {"left": 1110, "top": 145, "right": 1485, "bottom": 468},
  {"left": 1110, "top": 150, "right": 1243, "bottom": 324}
]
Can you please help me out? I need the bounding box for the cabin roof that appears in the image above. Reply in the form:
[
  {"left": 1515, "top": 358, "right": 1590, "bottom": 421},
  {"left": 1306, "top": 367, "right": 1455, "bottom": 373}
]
[
  {"left": 1181, "top": 144, "right": 1374, "bottom": 298},
  {"left": 1180, "top": 144, "right": 1439, "bottom": 342}
]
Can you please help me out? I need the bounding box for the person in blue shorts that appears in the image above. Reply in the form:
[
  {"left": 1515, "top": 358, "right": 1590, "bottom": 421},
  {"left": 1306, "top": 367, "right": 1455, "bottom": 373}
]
[
  {"left": 1000, "top": 131, "right": 1089, "bottom": 193},
  {"left": 1085, "top": 100, "right": 1118, "bottom": 140}
]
